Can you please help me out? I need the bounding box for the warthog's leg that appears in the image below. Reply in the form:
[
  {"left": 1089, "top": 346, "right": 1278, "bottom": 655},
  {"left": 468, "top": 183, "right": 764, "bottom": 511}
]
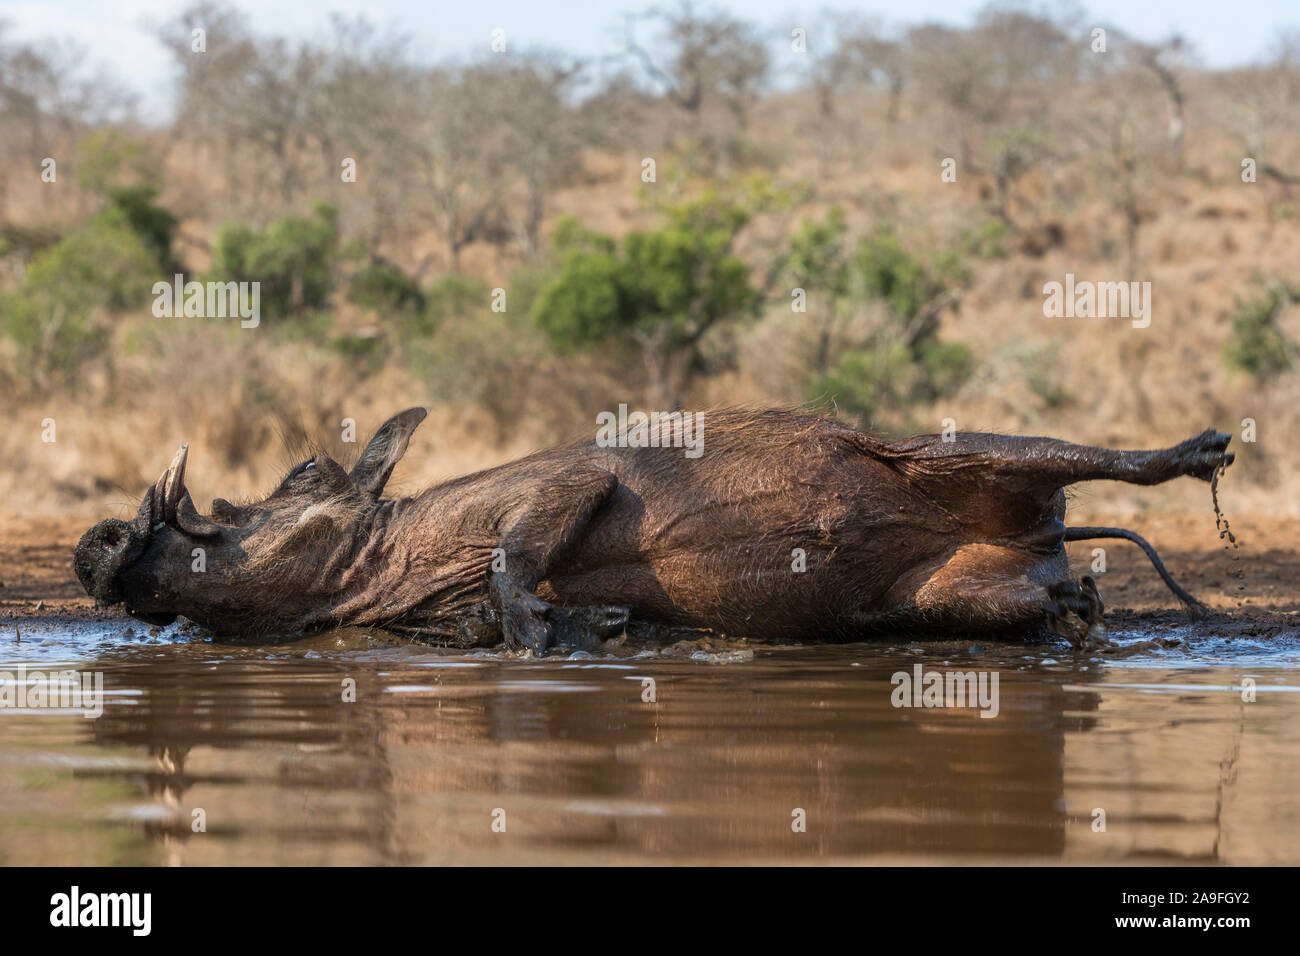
[
  {"left": 489, "top": 467, "right": 620, "bottom": 654},
  {"left": 872, "top": 543, "right": 1109, "bottom": 647},
  {"left": 456, "top": 601, "right": 629, "bottom": 652},
  {"left": 905, "top": 429, "right": 1233, "bottom": 490}
]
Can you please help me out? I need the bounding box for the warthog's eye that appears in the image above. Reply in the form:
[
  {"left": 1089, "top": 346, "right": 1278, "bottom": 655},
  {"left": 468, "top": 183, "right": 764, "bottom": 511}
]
[
  {"left": 269, "top": 459, "right": 320, "bottom": 497},
  {"left": 286, "top": 459, "right": 317, "bottom": 481}
]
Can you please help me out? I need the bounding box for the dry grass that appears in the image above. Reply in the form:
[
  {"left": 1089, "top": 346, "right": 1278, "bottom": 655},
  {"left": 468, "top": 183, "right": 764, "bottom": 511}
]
[{"left": 2, "top": 84, "right": 1298, "bottom": 520}]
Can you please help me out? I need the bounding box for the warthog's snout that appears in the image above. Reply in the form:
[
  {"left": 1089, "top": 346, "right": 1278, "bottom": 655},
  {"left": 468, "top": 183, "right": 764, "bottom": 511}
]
[
  {"left": 74, "top": 444, "right": 218, "bottom": 625},
  {"left": 74, "top": 517, "right": 143, "bottom": 604}
]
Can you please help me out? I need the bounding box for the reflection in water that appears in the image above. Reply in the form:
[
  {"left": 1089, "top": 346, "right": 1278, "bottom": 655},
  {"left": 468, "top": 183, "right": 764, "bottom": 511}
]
[{"left": 0, "top": 622, "right": 1298, "bottom": 864}]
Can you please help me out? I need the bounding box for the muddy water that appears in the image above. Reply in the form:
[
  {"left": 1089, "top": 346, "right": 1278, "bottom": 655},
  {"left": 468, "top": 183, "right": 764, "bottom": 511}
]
[{"left": 1, "top": 618, "right": 1298, "bottom": 865}]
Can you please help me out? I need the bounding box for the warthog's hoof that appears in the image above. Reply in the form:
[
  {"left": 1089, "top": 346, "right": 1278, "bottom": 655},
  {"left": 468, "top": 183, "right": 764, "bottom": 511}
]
[
  {"left": 1045, "top": 575, "right": 1110, "bottom": 649},
  {"left": 455, "top": 602, "right": 502, "bottom": 647},
  {"left": 1173, "top": 429, "right": 1234, "bottom": 482},
  {"left": 487, "top": 573, "right": 556, "bottom": 655},
  {"left": 549, "top": 605, "right": 630, "bottom": 652},
  {"left": 502, "top": 593, "right": 553, "bottom": 654}
]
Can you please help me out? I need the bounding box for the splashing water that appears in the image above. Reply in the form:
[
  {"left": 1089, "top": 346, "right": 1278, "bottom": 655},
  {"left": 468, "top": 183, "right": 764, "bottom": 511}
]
[{"left": 1210, "top": 464, "right": 1246, "bottom": 608}]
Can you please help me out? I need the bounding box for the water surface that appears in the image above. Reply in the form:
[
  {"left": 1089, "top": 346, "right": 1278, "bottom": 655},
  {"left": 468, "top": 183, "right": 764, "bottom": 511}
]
[{"left": 1, "top": 618, "right": 1298, "bottom": 865}]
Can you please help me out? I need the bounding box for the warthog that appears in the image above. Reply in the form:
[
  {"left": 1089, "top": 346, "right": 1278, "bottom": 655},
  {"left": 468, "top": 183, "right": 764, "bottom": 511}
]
[{"left": 75, "top": 408, "right": 1234, "bottom": 652}]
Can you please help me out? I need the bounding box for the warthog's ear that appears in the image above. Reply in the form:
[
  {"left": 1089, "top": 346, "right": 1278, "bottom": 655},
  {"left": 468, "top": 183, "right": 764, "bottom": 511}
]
[{"left": 350, "top": 407, "right": 428, "bottom": 497}]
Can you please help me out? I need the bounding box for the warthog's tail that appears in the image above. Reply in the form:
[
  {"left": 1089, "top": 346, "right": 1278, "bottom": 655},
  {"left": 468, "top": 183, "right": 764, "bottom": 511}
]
[{"left": 1064, "top": 526, "right": 1208, "bottom": 619}]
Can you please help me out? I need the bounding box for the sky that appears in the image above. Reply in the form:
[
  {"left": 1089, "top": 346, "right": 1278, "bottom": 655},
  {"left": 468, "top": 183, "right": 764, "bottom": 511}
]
[{"left": 3, "top": 0, "right": 1297, "bottom": 117}]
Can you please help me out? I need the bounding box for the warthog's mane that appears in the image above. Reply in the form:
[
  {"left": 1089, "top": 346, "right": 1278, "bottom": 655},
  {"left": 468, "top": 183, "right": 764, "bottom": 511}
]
[{"left": 240, "top": 493, "right": 371, "bottom": 572}]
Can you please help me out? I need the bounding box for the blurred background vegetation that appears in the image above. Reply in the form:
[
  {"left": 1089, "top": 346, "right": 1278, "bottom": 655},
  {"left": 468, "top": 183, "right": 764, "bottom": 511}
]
[{"left": 1, "top": 1, "right": 1298, "bottom": 515}]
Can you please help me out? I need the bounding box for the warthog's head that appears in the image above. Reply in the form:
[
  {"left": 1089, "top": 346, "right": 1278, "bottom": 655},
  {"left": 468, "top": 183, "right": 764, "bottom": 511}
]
[{"left": 74, "top": 408, "right": 428, "bottom": 634}]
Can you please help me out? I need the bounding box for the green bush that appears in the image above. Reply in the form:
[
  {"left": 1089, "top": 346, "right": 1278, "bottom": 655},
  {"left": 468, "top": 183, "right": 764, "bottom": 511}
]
[
  {"left": 347, "top": 265, "right": 489, "bottom": 340},
  {"left": 213, "top": 202, "right": 339, "bottom": 318},
  {"left": 330, "top": 332, "right": 386, "bottom": 374},
  {"left": 1, "top": 207, "right": 156, "bottom": 386},
  {"left": 963, "top": 217, "right": 1010, "bottom": 260},
  {"left": 855, "top": 227, "right": 963, "bottom": 321},
  {"left": 347, "top": 261, "right": 425, "bottom": 316},
  {"left": 786, "top": 207, "right": 850, "bottom": 297},
  {"left": 803, "top": 226, "right": 973, "bottom": 427},
  {"left": 534, "top": 198, "right": 759, "bottom": 349},
  {"left": 531, "top": 247, "right": 634, "bottom": 349},
  {"left": 503, "top": 263, "right": 550, "bottom": 322},
  {"left": 420, "top": 274, "right": 490, "bottom": 337},
  {"left": 106, "top": 184, "right": 180, "bottom": 272},
  {"left": 809, "top": 344, "right": 916, "bottom": 422},
  {"left": 76, "top": 129, "right": 159, "bottom": 195},
  {"left": 918, "top": 339, "right": 974, "bottom": 396},
  {"left": 810, "top": 339, "right": 973, "bottom": 424},
  {"left": 1223, "top": 285, "right": 1296, "bottom": 378},
  {"left": 531, "top": 196, "right": 760, "bottom": 405},
  {"left": 73, "top": 129, "right": 180, "bottom": 272}
]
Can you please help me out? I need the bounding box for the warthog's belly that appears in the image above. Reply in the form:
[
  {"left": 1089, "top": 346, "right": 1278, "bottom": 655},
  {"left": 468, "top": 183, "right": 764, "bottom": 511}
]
[{"left": 541, "top": 477, "right": 952, "bottom": 640}]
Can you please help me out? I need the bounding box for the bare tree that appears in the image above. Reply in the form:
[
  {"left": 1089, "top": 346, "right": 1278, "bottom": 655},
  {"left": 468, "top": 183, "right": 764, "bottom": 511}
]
[
  {"left": 1075, "top": 72, "right": 1164, "bottom": 277},
  {"left": 907, "top": 10, "right": 1073, "bottom": 167},
  {"left": 714, "top": 23, "right": 769, "bottom": 130},
  {"left": 491, "top": 53, "right": 588, "bottom": 259},
  {"left": 809, "top": 16, "right": 905, "bottom": 123},
  {"left": 1132, "top": 34, "right": 1189, "bottom": 164},
  {"left": 862, "top": 35, "right": 906, "bottom": 123},
  {"left": 0, "top": 23, "right": 132, "bottom": 220},
  {"left": 623, "top": 1, "right": 768, "bottom": 139},
  {"left": 415, "top": 65, "right": 511, "bottom": 273},
  {"left": 157, "top": 3, "right": 324, "bottom": 214},
  {"left": 305, "top": 15, "right": 425, "bottom": 251},
  {"left": 801, "top": 12, "right": 867, "bottom": 120},
  {"left": 1228, "top": 31, "right": 1300, "bottom": 191}
]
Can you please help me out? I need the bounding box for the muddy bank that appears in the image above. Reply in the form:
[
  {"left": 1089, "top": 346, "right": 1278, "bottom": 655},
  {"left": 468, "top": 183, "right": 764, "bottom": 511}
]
[{"left": 3, "top": 512, "right": 1297, "bottom": 641}]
